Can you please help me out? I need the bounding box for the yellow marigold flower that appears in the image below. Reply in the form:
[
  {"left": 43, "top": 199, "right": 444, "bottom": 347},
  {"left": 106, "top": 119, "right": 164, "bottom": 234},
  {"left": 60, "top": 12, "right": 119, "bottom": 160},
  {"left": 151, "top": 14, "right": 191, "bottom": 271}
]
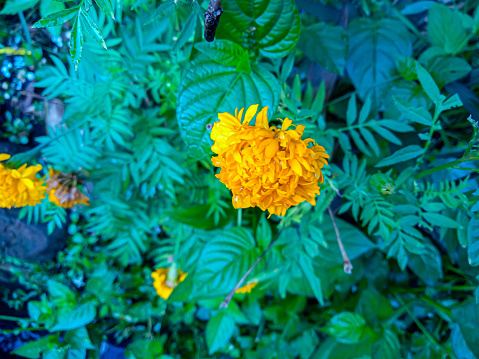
[
  {"left": 235, "top": 281, "right": 258, "bottom": 294},
  {"left": 211, "top": 105, "right": 329, "bottom": 217},
  {"left": 152, "top": 267, "right": 187, "bottom": 300},
  {"left": 47, "top": 169, "right": 89, "bottom": 208},
  {"left": 0, "top": 153, "right": 46, "bottom": 208}
]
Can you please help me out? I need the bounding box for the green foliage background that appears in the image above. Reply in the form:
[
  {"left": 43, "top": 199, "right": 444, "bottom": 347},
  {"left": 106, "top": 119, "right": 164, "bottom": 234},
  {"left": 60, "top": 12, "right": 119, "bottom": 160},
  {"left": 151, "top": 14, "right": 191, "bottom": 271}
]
[{"left": 1, "top": 0, "right": 479, "bottom": 358}]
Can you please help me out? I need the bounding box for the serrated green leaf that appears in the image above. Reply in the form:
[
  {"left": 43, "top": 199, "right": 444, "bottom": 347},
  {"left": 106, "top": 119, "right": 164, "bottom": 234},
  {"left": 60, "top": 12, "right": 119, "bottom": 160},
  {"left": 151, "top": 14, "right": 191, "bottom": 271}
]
[
  {"left": 80, "top": 8, "right": 107, "bottom": 49},
  {"left": 69, "top": 14, "right": 83, "bottom": 69},
  {"left": 299, "top": 22, "right": 348, "bottom": 75},
  {"left": 206, "top": 310, "right": 236, "bottom": 354},
  {"left": 12, "top": 335, "right": 59, "bottom": 359},
  {"left": 0, "top": 0, "right": 40, "bottom": 14},
  {"left": 423, "top": 212, "right": 460, "bottom": 229},
  {"left": 393, "top": 96, "right": 432, "bottom": 125},
  {"left": 32, "top": 6, "right": 78, "bottom": 28},
  {"left": 177, "top": 55, "right": 280, "bottom": 157},
  {"left": 195, "top": 40, "right": 250, "bottom": 73},
  {"left": 375, "top": 145, "right": 424, "bottom": 167},
  {"left": 94, "top": 0, "right": 114, "bottom": 19},
  {"left": 216, "top": 0, "right": 301, "bottom": 58}
]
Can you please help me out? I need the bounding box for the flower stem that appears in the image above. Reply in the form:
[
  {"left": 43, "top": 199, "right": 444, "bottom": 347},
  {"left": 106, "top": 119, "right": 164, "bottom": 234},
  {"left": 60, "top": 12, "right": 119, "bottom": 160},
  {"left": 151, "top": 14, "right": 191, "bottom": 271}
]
[
  {"left": 237, "top": 208, "right": 242, "bottom": 227},
  {"left": 328, "top": 206, "right": 352, "bottom": 274}
]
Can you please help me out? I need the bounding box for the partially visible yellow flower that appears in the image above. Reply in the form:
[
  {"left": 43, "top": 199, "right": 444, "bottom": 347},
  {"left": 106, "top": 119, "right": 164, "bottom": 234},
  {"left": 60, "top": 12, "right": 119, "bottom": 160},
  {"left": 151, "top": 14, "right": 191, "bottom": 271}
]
[
  {"left": 152, "top": 267, "right": 187, "bottom": 300},
  {"left": 0, "top": 153, "right": 46, "bottom": 208},
  {"left": 236, "top": 281, "right": 258, "bottom": 294},
  {"left": 47, "top": 169, "right": 89, "bottom": 208},
  {"left": 211, "top": 105, "right": 329, "bottom": 217},
  {"left": 0, "top": 47, "right": 30, "bottom": 56}
]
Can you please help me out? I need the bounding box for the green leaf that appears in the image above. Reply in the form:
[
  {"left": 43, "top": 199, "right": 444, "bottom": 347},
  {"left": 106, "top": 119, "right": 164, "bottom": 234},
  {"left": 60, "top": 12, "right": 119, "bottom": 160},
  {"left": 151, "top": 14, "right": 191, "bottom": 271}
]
[
  {"left": 50, "top": 302, "right": 97, "bottom": 331},
  {"left": 416, "top": 63, "right": 441, "bottom": 103},
  {"left": 452, "top": 299, "right": 479, "bottom": 358},
  {"left": 206, "top": 310, "right": 236, "bottom": 354},
  {"left": 12, "top": 335, "right": 59, "bottom": 359},
  {"left": 126, "top": 339, "right": 164, "bottom": 359},
  {"left": 326, "top": 312, "right": 369, "bottom": 344},
  {"left": 429, "top": 57, "right": 472, "bottom": 86},
  {"left": 216, "top": 0, "right": 301, "bottom": 58},
  {"left": 347, "top": 18, "right": 413, "bottom": 108},
  {"left": 299, "top": 22, "right": 348, "bottom": 75},
  {"left": 375, "top": 145, "right": 424, "bottom": 167},
  {"left": 69, "top": 13, "right": 83, "bottom": 70},
  {"left": 423, "top": 212, "right": 460, "bottom": 229},
  {"left": 408, "top": 241, "right": 443, "bottom": 284},
  {"left": 194, "top": 40, "right": 251, "bottom": 73},
  {"left": 94, "top": 0, "right": 114, "bottom": 19},
  {"left": 372, "top": 329, "right": 400, "bottom": 359},
  {"left": 298, "top": 254, "right": 323, "bottom": 305},
  {"left": 195, "top": 227, "right": 261, "bottom": 296},
  {"left": 177, "top": 55, "right": 280, "bottom": 157},
  {"left": 468, "top": 218, "right": 479, "bottom": 267},
  {"left": 401, "top": 1, "right": 435, "bottom": 15},
  {"left": 346, "top": 94, "right": 357, "bottom": 126},
  {"left": 356, "top": 288, "right": 393, "bottom": 325},
  {"left": 64, "top": 327, "right": 95, "bottom": 350},
  {"left": 393, "top": 96, "right": 432, "bottom": 125},
  {"left": 172, "top": 11, "right": 196, "bottom": 53},
  {"left": 80, "top": 8, "right": 107, "bottom": 50},
  {"left": 32, "top": 6, "right": 78, "bottom": 28},
  {"left": 47, "top": 280, "right": 75, "bottom": 300},
  {"left": 428, "top": 4, "right": 470, "bottom": 54},
  {"left": 0, "top": 0, "right": 40, "bottom": 14}
]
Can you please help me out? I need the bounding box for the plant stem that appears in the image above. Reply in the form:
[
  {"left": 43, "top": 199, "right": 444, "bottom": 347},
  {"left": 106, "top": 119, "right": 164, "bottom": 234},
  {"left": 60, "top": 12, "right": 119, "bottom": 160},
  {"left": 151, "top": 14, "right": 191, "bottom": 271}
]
[
  {"left": 237, "top": 208, "right": 242, "bottom": 227},
  {"left": 416, "top": 153, "right": 479, "bottom": 178},
  {"left": 18, "top": 12, "right": 32, "bottom": 54},
  {"left": 0, "top": 315, "right": 30, "bottom": 322},
  {"left": 327, "top": 206, "right": 352, "bottom": 274}
]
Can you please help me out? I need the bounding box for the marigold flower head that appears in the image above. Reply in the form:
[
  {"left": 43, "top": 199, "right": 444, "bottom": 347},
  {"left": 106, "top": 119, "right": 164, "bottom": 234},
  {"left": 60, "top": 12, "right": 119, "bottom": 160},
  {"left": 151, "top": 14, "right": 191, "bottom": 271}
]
[
  {"left": 210, "top": 105, "right": 329, "bottom": 217},
  {"left": 0, "top": 153, "right": 46, "bottom": 208},
  {"left": 47, "top": 169, "right": 89, "bottom": 208},
  {"left": 152, "top": 267, "right": 187, "bottom": 300},
  {"left": 235, "top": 281, "right": 258, "bottom": 294}
]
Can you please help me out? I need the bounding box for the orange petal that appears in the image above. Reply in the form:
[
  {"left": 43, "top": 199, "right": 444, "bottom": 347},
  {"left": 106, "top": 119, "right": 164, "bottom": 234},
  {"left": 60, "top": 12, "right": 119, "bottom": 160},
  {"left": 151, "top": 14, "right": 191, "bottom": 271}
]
[
  {"left": 243, "top": 105, "right": 259, "bottom": 125},
  {"left": 255, "top": 106, "right": 269, "bottom": 129}
]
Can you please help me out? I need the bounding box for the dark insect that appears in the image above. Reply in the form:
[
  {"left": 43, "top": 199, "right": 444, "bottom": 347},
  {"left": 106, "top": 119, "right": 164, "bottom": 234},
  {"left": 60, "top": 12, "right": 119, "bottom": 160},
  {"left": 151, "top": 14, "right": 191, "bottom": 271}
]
[{"left": 204, "top": 0, "right": 223, "bottom": 42}]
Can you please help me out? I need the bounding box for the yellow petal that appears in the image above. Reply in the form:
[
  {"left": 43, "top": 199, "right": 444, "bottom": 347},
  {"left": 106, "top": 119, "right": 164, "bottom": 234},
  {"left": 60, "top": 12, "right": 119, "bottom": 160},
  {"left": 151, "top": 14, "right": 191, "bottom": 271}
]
[
  {"left": 282, "top": 118, "right": 293, "bottom": 130},
  {"left": 218, "top": 112, "right": 241, "bottom": 127},
  {"left": 0, "top": 154, "right": 11, "bottom": 161},
  {"left": 243, "top": 104, "right": 259, "bottom": 125},
  {"left": 11, "top": 169, "right": 21, "bottom": 179},
  {"left": 290, "top": 159, "right": 303, "bottom": 176},
  {"left": 255, "top": 106, "right": 269, "bottom": 129},
  {"left": 264, "top": 140, "right": 279, "bottom": 158},
  {"left": 237, "top": 108, "right": 244, "bottom": 121},
  {"left": 21, "top": 178, "right": 34, "bottom": 189}
]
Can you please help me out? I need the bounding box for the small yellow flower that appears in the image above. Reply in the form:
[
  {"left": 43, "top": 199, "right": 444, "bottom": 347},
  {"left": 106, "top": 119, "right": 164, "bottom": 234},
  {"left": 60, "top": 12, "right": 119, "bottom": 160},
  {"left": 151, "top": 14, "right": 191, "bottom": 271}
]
[
  {"left": 211, "top": 105, "right": 329, "bottom": 217},
  {"left": 152, "top": 267, "right": 187, "bottom": 300},
  {"left": 47, "top": 169, "right": 89, "bottom": 208},
  {"left": 0, "top": 153, "right": 46, "bottom": 208},
  {"left": 235, "top": 281, "right": 258, "bottom": 294}
]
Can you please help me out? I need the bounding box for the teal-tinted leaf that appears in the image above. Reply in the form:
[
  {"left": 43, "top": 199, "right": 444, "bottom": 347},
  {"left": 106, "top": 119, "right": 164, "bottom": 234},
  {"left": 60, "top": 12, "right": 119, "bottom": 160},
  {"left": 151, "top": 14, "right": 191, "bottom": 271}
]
[
  {"left": 50, "top": 302, "right": 97, "bottom": 331},
  {"left": 372, "top": 329, "right": 400, "bottom": 359},
  {"left": 11, "top": 335, "right": 59, "bottom": 359},
  {"left": 64, "top": 327, "right": 95, "bottom": 350},
  {"left": 416, "top": 63, "right": 442, "bottom": 103},
  {"left": 94, "top": 0, "right": 114, "bottom": 19},
  {"left": 441, "top": 94, "right": 463, "bottom": 112},
  {"left": 408, "top": 241, "right": 443, "bottom": 284},
  {"left": 423, "top": 212, "right": 460, "bottom": 229},
  {"left": 177, "top": 55, "right": 280, "bottom": 157},
  {"left": 80, "top": 8, "right": 107, "bottom": 49},
  {"left": 195, "top": 40, "right": 251, "bottom": 73},
  {"left": 126, "top": 339, "right": 164, "bottom": 359},
  {"left": 375, "top": 145, "right": 424, "bottom": 167},
  {"left": 0, "top": 0, "right": 40, "bottom": 14},
  {"left": 346, "top": 94, "right": 357, "bottom": 126},
  {"left": 326, "top": 312, "right": 369, "bottom": 344},
  {"left": 256, "top": 214, "right": 272, "bottom": 248},
  {"left": 451, "top": 323, "right": 477, "bottom": 359},
  {"left": 69, "top": 14, "right": 83, "bottom": 69},
  {"left": 206, "top": 310, "right": 236, "bottom": 354},
  {"left": 401, "top": 1, "right": 435, "bottom": 15},
  {"left": 429, "top": 57, "right": 471, "bottom": 86},
  {"left": 32, "top": 6, "right": 78, "bottom": 28},
  {"left": 172, "top": 11, "right": 196, "bottom": 53},
  {"left": 298, "top": 254, "right": 323, "bottom": 305},
  {"left": 299, "top": 22, "right": 348, "bottom": 75},
  {"left": 468, "top": 218, "right": 479, "bottom": 267},
  {"left": 47, "top": 280, "right": 75, "bottom": 300},
  {"left": 356, "top": 287, "right": 393, "bottom": 325},
  {"left": 145, "top": 2, "right": 175, "bottom": 24},
  {"left": 347, "top": 18, "right": 413, "bottom": 108},
  {"left": 313, "top": 337, "right": 372, "bottom": 359},
  {"left": 428, "top": 4, "right": 469, "bottom": 54},
  {"left": 216, "top": 0, "right": 301, "bottom": 58},
  {"left": 358, "top": 97, "right": 372, "bottom": 124},
  {"left": 393, "top": 96, "right": 432, "bottom": 125},
  {"left": 452, "top": 299, "right": 479, "bottom": 358}
]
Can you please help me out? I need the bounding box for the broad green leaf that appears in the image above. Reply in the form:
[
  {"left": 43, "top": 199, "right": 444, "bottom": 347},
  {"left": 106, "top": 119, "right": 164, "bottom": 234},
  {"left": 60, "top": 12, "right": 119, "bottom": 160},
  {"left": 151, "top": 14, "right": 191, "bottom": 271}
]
[
  {"left": 408, "top": 241, "right": 443, "bottom": 284},
  {"left": 298, "top": 254, "right": 323, "bottom": 305},
  {"left": 11, "top": 335, "right": 59, "bottom": 359},
  {"left": 127, "top": 339, "right": 164, "bottom": 359},
  {"left": 195, "top": 40, "right": 251, "bottom": 73},
  {"left": 177, "top": 55, "right": 280, "bottom": 157},
  {"left": 429, "top": 57, "right": 472, "bottom": 86},
  {"left": 423, "top": 212, "right": 460, "bottom": 229},
  {"left": 313, "top": 337, "right": 372, "bottom": 359},
  {"left": 347, "top": 18, "right": 413, "bottom": 108},
  {"left": 375, "top": 145, "right": 424, "bottom": 167},
  {"left": 451, "top": 323, "right": 477, "bottom": 359},
  {"left": 64, "top": 327, "right": 95, "bottom": 350},
  {"left": 216, "top": 0, "right": 301, "bottom": 58},
  {"left": 372, "top": 329, "right": 400, "bottom": 359},
  {"left": 206, "top": 310, "right": 236, "bottom": 354},
  {"left": 428, "top": 4, "right": 470, "bottom": 54},
  {"left": 416, "top": 63, "right": 442, "bottom": 103},
  {"left": 299, "top": 22, "right": 348, "bottom": 75},
  {"left": 69, "top": 13, "right": 83, "bottom": 69},
  {"left": 0, "top": 0, "right": 40, "bottom": 14},
  {"left": 47, "top": 280, "right": 75, "bottom": 300},
  {"left": 80, "top": 8, "right": 107, "bottom": 49},
  {"left": 194, "top": 227, "right": 261, "bottom": 296},
  {"left": 32, "top": 6, "right": 78, "bottom": 28},
  {"left": 393, "top": 96, "right": 432, "bottom": 126},
  {"left": 50, "top": 302, "right": 97, "bottom": 331},
  {"left": 452, "top": 299, "right": 479, "bottom": 358},
  {"left": 356, "top": 288, "right": 393, "bottom": 325},
  {"left": 346, "top": 94, "right": 357, "bottom": 126},
  {"left": 326, "top": 312, "right": 369, "bottom": 344},
  {"left": 94, "top": 0, "right": 114, "bottom": 19}
]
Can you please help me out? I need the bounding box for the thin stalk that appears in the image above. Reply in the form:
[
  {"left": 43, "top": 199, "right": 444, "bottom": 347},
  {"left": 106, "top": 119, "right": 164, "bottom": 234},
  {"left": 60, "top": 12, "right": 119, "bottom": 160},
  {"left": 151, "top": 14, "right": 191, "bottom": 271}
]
[
  {"left": 416, "top": 107, "right": 441, "bottom": 170},
  {"left": 328, "top": 206, "right": 352, "bottom": 274},
  {"left": 237, "top": 208, "right": 242, "bottom": 227},
  {"left": 0, "top": 315, "right": 30, "bottom": 322},
  {"left": 18, "top": 12, "right": 33, "bottom": 54},
  {"left": 416, "top": 153, "right": 479, "bottom": 178}
]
